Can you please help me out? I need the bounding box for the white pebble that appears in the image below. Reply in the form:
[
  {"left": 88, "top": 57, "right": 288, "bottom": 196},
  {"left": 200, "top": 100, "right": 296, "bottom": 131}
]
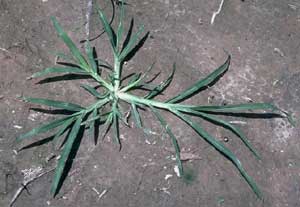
[
  {"left": 164, "top": 174, "right": 173, "bottom": 180},
  {"left": 173, "top": 165, "right": 180, "bottom": 177},
  {"left": 13, "top": 125, "right": 22, "bottom": 129}
]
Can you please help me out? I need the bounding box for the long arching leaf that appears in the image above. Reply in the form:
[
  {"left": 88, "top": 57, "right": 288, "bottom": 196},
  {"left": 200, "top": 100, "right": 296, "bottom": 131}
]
[
  {"left": 189, "top": 102, "right": 277, "bottom": 113},
  {"left": 30, "top": 67, "right": 87, "bottom": 78},
  {"left": 119, "top": 25, "right": 144, "bottom": 61},
  {"left": 96, "top": 6, "right": 117, "bottom": 54},
  {"left": 51, "top": 17, "right": 89, "bottom": 70},
  {"left": 150, "top": 106, "right": 183, "bottom": 176},
  {"left": 171, "top": 109, "right": 262, "bottom": 199},
  {"left": 23, "top": 97, "right": 84, "bottom": 111},
  {"left": 51, "top": 114, "right": 84, "bottom": 196},
  {"left": 178, "top": 108, "right": 260, "bottom": 159},
  {"left": 131, "top": 102, "right": 142, "bottom": 128},
  {"left": 145, "top": 63, "right": 175, "bottom": 99},
  {"left": 17, "top": 116, "right": 73, "bottom": 141},
  {"left": 167, "top": 56, "right": 230, "bottom": 103}
]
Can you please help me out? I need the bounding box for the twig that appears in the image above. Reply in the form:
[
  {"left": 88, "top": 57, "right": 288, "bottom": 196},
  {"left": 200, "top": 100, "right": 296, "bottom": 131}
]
[
  {"left": 211, "top": 0, "right": 225, "bottom": 25},
  {"left": 0, "top": 47, "right": 10, "bottom": 53},
  {"left": 92, "top": 187, "right": 109, "bottom": 201},
  {"left": 9, "top": 168, "right": 55, "bottom": 207},
  {"left": 98, "top": 189, "right": 108, "bottom": 200},
  {"left": 85, "top": 0, "right": 93, "bottom": 39},
  {"left": 229, "top": 120, "right": 247, "bottom": 125}
]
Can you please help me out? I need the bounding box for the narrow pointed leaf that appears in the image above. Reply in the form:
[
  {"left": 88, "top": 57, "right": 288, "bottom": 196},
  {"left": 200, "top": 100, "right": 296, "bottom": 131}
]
[
  {"left": 80, "top": 84, "right": 103, "bottom": 98},
  {"left": 51, "top": 52, "right": 74, "bottom": 62},
  {"left": 119, "top": 25, "right": 144, "bottom": 61},
  {"left": 131, "top": 103, "right": 142, "bottom": 128},
  {"left": 51, "top": 17, "right": 89, "bottom": 69},
  {"left": 150, "top": 106, "right": 183, "bottom": 176},
  {"left": 88, "top": 108, "right": 98, "bottom": 144},
  {"left": 85, "top": 41, "right": 97, "bottom": 73},
  {"left": 116, "top": 0, "right": 125, "bottom": 51},
  {"left": 178, "top": 108, "right": 260, "bottom": 159},
  {"left": 167, "top": 55, "right": 230, "bottom": 103},
  {"left": 23, "top": 97, "right": 84, "bottom": 111},
  {"left": 286, "top": 113, "right": 296, "bottom": 126},
  {"left": 17, "top": 116, "right": 72, "bottom": 141},
  {"left": 171, "top": 109, "right": 262, "bottom": 199},
  {"left": 112, "top": 111, "right": 121, "bottom": 149},
  {"left": 94, "top": 57, "right": 113, "bottom": 70},
  {"left": 189, "top": 103, "right": 277, "bottom": 113},
  {"left": 145, "top": 63, "right": 175, "bottom": 99},
  {"left": 116, "top": 103, "right": 129, "bottom": 126},
  {"left": 135, "top": 61, "right": 156, "bottom": 86},
  {"left": 121, "top": 62, "right": 155, "bottom": 92},
  {"left": 53, "top": 117, "right": 76, "bottom": 150},
  {"left": 96, "top": 7, "right": 116, "bottom": 54},
  {"left": 98, "top": 113, "right": 113, "bottom": 140},
  {"left": 128, "top": 73, "right": 141, "bottom": 85},
  {"left": 31, "top": 67, "right": 87, "bottom": 78},
  {"left": 51, "top": 114, "right": 84, "bottom": 196}
]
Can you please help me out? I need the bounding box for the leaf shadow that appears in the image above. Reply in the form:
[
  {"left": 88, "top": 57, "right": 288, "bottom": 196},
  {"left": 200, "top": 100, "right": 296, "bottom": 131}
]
[
  {"left": 17, "top": 135, "right": 55, "bottom": 152},
  {"left": 204, "top": 112, "right": 284, "bottom": 119},
  {"left": 123, "top": 31, "right": 150, "bottom": 63},
  {"left": 36, "top": 74, "right": 92, "bottom": 84},
  {"left": 30, "top": 108, "right": 75, "bottom": 116},
  {"left": 53, "top": 126, "right": 85, "bottom": 197},
  {"left": 80, "top": 0, "right": 117, "bottom": 43},
  {"left": 121, "top": 18, "right": 134, "bottom": 52},
  {"left": 172, "top": 65, "right": 229, "bottom": 103}
]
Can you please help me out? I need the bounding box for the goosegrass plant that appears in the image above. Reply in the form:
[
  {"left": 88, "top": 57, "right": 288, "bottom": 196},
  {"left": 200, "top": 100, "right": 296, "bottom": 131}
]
[{"left": 18, "top": 1, "right": 292, "bottom": 199}]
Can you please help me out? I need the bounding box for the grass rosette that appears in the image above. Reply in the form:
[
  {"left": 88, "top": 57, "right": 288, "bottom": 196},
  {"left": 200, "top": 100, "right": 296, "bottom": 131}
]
[{"left": 17, "top": 1, "right": 293, "bottom": 198}]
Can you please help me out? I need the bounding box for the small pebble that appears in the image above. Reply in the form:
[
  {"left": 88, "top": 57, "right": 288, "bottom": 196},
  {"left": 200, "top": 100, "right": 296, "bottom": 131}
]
[
  {"left": 13, "top": 125, "right": 22, "bottom": 129},
  {"left": 164, "top": 174, "right": 173, "bottom": 180},
  {"left": 174, "top": 165, "right": 180, "bottom": 177}
]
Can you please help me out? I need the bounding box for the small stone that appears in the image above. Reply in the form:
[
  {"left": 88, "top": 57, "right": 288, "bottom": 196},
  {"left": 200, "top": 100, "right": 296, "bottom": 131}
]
[
  {"left": 13, "top": 125, "right": 22, "bottom": 129},
  {"left": 164, "top": 174, "right": 173, "bottom": 180},
  {"left": 174, "top": 165, "right": 180, "bottom": 177}
]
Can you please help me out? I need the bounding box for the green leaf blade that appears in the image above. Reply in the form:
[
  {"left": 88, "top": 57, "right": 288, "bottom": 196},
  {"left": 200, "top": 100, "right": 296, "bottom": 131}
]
[
  {"left": 51, "top": 114, "right": 84, "bottom": 196},
  {"left": 96, "top": 7, "right": 117, "bottom": 54},
  {"left": 51, "top": 17, "right": 89, "bottom": 69},
  {"left": 80, "top": 84, "right": 103, "bottom": 99},
  {"left": 121, "top": 62, "right": 155, "bottom": 92},
  {"left": 112, "top": 111, "right": 121, "bottom": 149},
  {"left": 190, "top": 102, "right": 277, "bottom": 113},
  {"left": 24, "top": 97, "right": 85, "bottom": 111},
  {"left": 180, "top": 109, "right": 260, "bottom": 159},
  {"left": 116, "top": 1, "right": 125, "bottom": 51},
  {"left": 145, "top": 63, "right": 175, "bottom": 99},
  {"left": 85, "top": 41, "right": 97, "bottom": 73},
  {"left": 171, "top": 109, "right": 263, "bottom": 199},
  {"left": 119, "top": 25, "right": 144, "bottom": 61},
  {"left": 53, "top": 117, "right": 76, "bottom": 150},
  {"left": 167, "top": 55, "right": 230, "bottom": 103},
  {"left": 131, "top": 103, "right": 142, "bottom": 128},
  {"left": 88, "top": 108, "right": 98, "bottom": 145},
  {"left": 150, "top": 106, "right": 183, "bottom": 177},
  {"left": 17, "top": 116, "right": 71, "bottom": 141},
  {"left": 31, "top": 67, "right": 87, "bottom": 78}
]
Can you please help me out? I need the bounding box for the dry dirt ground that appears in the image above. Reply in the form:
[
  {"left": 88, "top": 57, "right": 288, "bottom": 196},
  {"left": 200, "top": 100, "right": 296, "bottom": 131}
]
[{"left": 1, "top": 0, "right": 300, "bottom": 207}]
